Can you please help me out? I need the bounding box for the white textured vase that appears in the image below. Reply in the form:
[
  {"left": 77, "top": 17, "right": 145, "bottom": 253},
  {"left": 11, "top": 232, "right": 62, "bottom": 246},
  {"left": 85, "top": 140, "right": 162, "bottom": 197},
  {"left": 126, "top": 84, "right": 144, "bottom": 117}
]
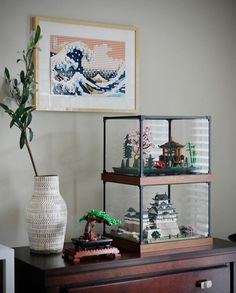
[{"left": 26, "top": 175, "right": 67, "bottom": 254}]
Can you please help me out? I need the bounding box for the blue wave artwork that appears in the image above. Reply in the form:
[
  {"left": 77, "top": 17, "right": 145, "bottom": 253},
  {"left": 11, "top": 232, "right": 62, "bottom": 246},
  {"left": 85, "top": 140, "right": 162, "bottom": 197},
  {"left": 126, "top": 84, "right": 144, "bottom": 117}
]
[{"left": 50, "top": 35, "right": 126, "bottom": 98}]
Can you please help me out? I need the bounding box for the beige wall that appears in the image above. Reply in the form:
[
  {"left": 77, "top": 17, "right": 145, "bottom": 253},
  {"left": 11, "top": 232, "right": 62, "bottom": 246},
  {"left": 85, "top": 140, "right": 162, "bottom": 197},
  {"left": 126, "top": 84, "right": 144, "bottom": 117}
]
[{"left": 0, "top": 0, "right": 235, "bottom": 247}]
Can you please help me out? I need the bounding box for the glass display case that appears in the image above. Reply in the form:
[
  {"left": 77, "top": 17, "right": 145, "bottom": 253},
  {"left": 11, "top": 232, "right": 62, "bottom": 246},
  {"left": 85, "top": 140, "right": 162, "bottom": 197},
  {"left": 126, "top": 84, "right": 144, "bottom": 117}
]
[{"left": 102, "top": 116, "right": 213, "bottom": 253}]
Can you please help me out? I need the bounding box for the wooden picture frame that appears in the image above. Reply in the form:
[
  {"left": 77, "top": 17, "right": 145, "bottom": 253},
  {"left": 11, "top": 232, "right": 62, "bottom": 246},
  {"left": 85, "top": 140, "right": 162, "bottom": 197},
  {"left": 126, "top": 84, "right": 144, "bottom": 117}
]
[{"left": 32, "top": 16, "right": 138, "bottom": 112}]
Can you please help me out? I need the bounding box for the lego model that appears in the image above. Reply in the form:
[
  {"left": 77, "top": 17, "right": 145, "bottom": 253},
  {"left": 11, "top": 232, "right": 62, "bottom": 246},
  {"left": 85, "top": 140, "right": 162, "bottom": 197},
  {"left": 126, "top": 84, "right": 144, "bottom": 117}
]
[
  {"left": 114, "top": 127, "right": 198, "bottom": 176},
  {"left": 112, "top": 208, "right": 149, "bottom": 242},
  {"left": 102, "top": 116, "right": 212, "bottom": 253},
  {"left": 63, "top": 210, "right": 121, "bottom": 263},
  {"left": 145, "top": 192, "right": 180, "bottom": 242},
  {"left": 111, "top": 193, "right": 199, "bottom": 244}
]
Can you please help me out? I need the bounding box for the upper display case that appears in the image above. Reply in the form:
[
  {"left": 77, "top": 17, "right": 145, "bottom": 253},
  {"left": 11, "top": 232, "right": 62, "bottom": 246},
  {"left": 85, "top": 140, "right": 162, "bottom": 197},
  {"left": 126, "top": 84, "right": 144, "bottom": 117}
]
[{"left": 102, "top": 115, "right": 212, "bottom": 185}]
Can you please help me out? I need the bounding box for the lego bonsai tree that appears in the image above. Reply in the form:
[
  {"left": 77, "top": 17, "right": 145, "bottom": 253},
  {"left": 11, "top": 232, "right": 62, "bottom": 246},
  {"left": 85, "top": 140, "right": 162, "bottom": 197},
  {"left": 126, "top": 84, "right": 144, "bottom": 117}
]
[
  {"left": 0, "top": 25, "right": 41, "bottom": 176},
  {"left": 79, "top": 209, "right": 121, "bottom": 241}
]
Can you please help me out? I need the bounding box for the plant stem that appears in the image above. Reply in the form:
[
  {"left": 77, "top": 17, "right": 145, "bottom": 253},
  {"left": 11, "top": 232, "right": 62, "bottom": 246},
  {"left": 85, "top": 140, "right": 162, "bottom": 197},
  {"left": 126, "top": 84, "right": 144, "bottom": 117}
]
[{"left": 24, "top": 130, "right": 38, "bottom": 176}]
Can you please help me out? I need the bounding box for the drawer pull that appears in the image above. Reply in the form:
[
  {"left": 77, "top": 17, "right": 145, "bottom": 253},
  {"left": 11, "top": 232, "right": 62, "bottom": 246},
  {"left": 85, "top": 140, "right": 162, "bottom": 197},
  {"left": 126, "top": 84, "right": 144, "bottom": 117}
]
[{"left": 196, "top": 280, "right": 213, "bottom": 289}]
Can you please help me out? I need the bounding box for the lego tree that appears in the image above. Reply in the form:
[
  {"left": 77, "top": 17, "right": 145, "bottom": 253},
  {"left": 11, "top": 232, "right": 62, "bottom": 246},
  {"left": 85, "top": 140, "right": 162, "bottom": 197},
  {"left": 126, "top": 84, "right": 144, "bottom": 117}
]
[
  {"left": 187, "top": 142, "right": 197, "bottom": 166},
  {"left": 79, "top": 209, "right": 121, "bottom": 241},
  {"left": 123, "top": 134, "right": 132, "bottom": 167}
]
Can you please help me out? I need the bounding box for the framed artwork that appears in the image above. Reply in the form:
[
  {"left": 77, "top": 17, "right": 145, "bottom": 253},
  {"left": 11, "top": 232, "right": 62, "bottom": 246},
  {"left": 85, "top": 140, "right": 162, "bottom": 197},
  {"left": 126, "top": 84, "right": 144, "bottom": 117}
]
[{"left": 32, "top": 16, "right": 138, "bottom": 112}]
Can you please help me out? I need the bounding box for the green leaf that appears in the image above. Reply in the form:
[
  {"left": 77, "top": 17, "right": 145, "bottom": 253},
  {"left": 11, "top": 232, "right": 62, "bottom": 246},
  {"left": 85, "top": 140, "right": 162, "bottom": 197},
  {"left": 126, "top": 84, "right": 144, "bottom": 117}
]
[
  {"left": 10, "top": 118, "right": 15, "bottom": 128},
  {"left": 23, "top": 106, "right": 33, "bottom": 112},
  {"left": 34, "top": 25, "right": 41, "bottom": 44},
  {"left": 21, "top": 112, "right": 28, "bottom": 124},
  {"left": 19, "top": 131, "right": 25, "bottom": 149},
  {"left": 20, "top": 70, "right": 25, "bottom": 83},
  {"left": 0, "top": 103, "right": 10, "bottom": 112},
  {"left": 13, "top": 78, "right": 18, "bottom": 87},
  {"left": 21, "top": 88, "right": 29, "bottom": 104},
  {"left": 28, "top": 63, "right": 34, "bottom": 76},
  {"left": 26, "top": 112, "right": 32, "bottom": 126},
  {"left": 0, "top": 103, "right": 14, "bottom": 116},
  {"left": 23, "top": 53, "right": 27, "bottom": 64},
  {"left": 15, "top": 105, "right": 25, "bottom": 118},
  {"left": 4, "top": 67, "right": 10, "bottom": 80},
  {"left": 29, "top": 128, "right": 33, "bottom": 142}
]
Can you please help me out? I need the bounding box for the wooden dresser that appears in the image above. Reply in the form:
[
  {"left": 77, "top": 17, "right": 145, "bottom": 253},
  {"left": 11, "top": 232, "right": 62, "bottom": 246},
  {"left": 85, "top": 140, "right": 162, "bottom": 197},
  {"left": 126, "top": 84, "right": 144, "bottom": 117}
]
[{"left": 15, "top": 238, "right": 236, "bottom": 293}]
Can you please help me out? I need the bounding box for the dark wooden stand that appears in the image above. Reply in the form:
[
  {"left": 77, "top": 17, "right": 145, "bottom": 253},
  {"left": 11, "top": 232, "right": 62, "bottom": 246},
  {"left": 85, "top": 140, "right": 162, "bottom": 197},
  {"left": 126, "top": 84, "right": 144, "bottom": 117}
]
[{"left": 15, "top": 238, "right": 236, "bottom": 293}]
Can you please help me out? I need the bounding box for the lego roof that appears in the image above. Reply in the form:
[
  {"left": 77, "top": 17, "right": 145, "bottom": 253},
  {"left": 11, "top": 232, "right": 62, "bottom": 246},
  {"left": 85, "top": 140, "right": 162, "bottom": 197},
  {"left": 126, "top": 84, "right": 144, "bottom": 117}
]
[{"left": 159, "top": 138, "right": 184, "bottom": 149}]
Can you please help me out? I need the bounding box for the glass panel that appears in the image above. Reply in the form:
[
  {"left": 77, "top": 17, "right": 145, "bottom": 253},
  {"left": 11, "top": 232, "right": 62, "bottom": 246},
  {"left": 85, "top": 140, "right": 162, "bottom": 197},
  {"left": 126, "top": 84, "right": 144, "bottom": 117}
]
[
  {"left": 144, "top": 184, "right": 209, "bottom": 243},
  {"left": 105, "top": 182, "right": 209, "bottom": 244},
  {"left": 105, "top": 183, "right": 140, "bottom": 242},
  {"left": 104, "top": 116, "right": 210, "bottom": 176},
  {"left": 105, "top": 118, "right": 139, "bottom": 173},
  {"left": 171, "top": 183, "right": 209, "bottom": 237},
  {"left": 171, "top": 118, "right": 209, "bottom": 174}
]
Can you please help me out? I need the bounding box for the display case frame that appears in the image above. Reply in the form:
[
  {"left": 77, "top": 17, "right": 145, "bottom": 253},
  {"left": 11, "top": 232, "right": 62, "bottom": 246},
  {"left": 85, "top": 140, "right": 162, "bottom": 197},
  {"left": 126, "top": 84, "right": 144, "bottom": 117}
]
[{"left": 101, "top": 115, "right": 213, "bottom": 254}]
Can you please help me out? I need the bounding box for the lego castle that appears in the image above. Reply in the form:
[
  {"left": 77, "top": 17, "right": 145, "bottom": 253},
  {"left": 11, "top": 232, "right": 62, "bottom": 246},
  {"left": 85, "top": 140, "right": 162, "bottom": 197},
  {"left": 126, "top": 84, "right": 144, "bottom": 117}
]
[{"left": 114, "top": 192, "right": 180, "bottom": 243}]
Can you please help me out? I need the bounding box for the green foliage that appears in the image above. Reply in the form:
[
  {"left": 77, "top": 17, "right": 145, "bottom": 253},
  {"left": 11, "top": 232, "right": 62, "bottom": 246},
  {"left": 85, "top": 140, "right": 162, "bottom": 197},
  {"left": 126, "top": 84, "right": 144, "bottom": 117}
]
[
  {"left": 186, "top": 142, "right": 197, "bottom": 166},
  {"left": 123, "top": 134, "right": 132, "bottom": 159},
  {"left": 151, "top": 230, "right": 161, "bottom": 239},
  {"left": 0, "top": 25, "right": 42, "bottom": 176},
  {"left": 125, "top": 158, "right": 130, "bottom": 168},
  {"left": 79, "top": 209, "right": 121, "bottom": 226},
  {"left": 146, "top": 154, "right": 154, "bottom": 168}
]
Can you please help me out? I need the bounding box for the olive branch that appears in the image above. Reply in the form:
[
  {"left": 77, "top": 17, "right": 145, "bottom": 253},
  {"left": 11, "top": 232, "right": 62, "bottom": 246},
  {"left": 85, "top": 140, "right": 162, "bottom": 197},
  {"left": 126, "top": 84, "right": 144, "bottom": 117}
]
[{"left": 0, "top": 25, "right": 41, "bottom": 176}]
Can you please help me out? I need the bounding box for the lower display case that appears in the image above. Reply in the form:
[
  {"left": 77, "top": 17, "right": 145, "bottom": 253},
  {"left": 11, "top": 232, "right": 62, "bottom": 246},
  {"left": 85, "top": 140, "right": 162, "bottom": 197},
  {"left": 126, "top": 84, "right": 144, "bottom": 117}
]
[{"left": 104, "top": 182, "right": 212, "bottom": 253}]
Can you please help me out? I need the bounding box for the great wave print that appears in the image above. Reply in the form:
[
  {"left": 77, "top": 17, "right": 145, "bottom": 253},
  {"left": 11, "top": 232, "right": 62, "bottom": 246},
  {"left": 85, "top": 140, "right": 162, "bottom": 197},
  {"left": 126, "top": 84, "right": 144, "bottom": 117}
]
[{"left": 50, "top": 35, "right": 126, "bottom": 98}]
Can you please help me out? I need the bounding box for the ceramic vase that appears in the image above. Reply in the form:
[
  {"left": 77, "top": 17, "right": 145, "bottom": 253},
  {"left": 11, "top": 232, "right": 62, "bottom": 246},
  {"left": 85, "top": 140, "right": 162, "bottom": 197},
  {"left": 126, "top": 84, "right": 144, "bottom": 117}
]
[{"left": 26, "top": 175, "right": 67, "bottom": 254}]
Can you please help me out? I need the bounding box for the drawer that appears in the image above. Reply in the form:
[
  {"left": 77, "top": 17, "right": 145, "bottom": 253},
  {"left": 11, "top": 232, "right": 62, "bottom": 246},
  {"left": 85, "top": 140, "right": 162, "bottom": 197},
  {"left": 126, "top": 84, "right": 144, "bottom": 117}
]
[{"left": 65, "top": 265, "right": 230, "bottom": 293}]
